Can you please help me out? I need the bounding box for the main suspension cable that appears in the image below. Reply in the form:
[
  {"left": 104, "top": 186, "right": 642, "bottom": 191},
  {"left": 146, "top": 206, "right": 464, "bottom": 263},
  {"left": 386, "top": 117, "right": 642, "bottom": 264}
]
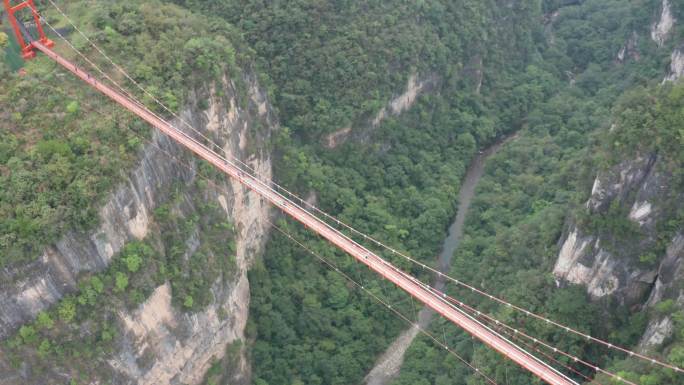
[
  {"left": 471, "top": 311, "right": 603, "bottom": 385},
  {"left": 394, "top": 267, "right": 639, "bottom": 385},
  {"left": 44, "top": 0, "right": 283, "bottom": 193},
  {"left": 40, "top": 1, "right": 684, "bottom": 375},
  {"left": 68, "top": 89, "right": 499, "bottom": 385},
  {"left": 45, "top": 55, "right": 608, "bottom": 385},
  {"left": 267, "top": 220, "right": 500, "bottom": 385}
]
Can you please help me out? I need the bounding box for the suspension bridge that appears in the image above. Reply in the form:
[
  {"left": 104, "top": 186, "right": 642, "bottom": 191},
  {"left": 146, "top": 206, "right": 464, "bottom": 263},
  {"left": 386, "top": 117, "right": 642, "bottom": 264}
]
[{"left": 3, "top": 1, "right": 682, "bottom": 384}]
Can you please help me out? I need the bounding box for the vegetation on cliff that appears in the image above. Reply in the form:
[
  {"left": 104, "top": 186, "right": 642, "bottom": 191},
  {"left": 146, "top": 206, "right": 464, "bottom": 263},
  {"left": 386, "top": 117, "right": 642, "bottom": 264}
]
[
  {"left": 0, "top": 0, "right": 240, "bottom": 266},
  {"left": 2, "top": 0, "right": 683, "bottom": 384}
]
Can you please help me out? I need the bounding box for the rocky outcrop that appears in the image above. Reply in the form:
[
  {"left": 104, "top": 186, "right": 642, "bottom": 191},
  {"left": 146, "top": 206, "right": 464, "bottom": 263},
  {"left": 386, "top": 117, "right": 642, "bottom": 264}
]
[
  {"left": 0, "top": 71, "right": 277, "bottom": 384},
  {"left": 323, "top": 73, "right": 439, "bottom": 149},
  {"left": 553, "top": 225, "right": 657, "bottom": 301},
  {"left": 640, "top": 315, "right": 674, "bottom": 348},
  {"left": 0, "top": 129, "right": 192, "bottom": 339},
  {"left": 585, "top": 155, "right": 657, "bottom": 213},
  {"left": 105, "top": 73, "right": 275, "bottom": 385},
  {"left": 112, "top": 275, "right": 251, "bottom": 385},
  {"left": 616, "top": 31, "right": 640, "bottom": 63},
  {"left": 664, "top": 46, "right": 684, "bottom": 82},
  {"left": 652, "top": 0, "right": 683, "bottom": 82},
  {"left": 543, "top": 10, "right": 560, "bottom": 45},
  {"left": 322, "top": 126, "right": 352, "bottom": 149},
  {"left": 553, "top": 153, "right": 680, "bottom": 305},
  {"left": 370, "top": 74, "right": 437, "bottom": 128},
  {"left": 651, "top": 0, "right": 676, "bottom": 47},
  {"left": 639, "top": 234, "right": 684, "bottom": 349},
  {"left": 645, "top": 235, "right": 684, "bottom": 308},
  {"left": 554, "top": 147, "right": 683, "bottom": 352}
]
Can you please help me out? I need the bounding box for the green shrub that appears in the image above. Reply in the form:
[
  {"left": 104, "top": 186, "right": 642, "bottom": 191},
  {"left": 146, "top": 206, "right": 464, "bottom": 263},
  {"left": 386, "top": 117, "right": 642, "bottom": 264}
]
[
  {"left": 66, "top": 101, "right": 80, "bottom": 114},
  {"left": 655, "top": 299, "right": 676, "bottom": 316},
  {"left": 124, "top": 253, "right": 142, "bottom": 273},
  {"left": 183, "top": 295, "right": 194, "bottom": 309},
  {"left": 91, "top": 276, "right": 105, "bottom": 294},
  {"left": 37, "top": 339, "right": 52, "bottom": 358},
  {"left": 35, "top": 139, "right": 73, "bottom": 160},
  {"left": 114, "top": 272, "right": 129, "bottom": 292},
  {"left": 668, "top": 346, "right": 684, "bottom": 367},
  {"left": 639, "top": 252, "right": 657, "bottom": 266},
  {"left": 19, "top": 325, "right": 37, "bottom": 345},
  {"left": 35, "top": 312, "right": 54, "bottom": 330},
  {"left": 58, "top": 299, "right": 76, "bottom": 323}
]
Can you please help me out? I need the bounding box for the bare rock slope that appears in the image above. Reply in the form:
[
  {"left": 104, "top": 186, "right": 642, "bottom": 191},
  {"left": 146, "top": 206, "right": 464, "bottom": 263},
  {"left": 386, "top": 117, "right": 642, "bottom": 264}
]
[{"left": 0, "top": 71, "right": 277, "bottom": 384}]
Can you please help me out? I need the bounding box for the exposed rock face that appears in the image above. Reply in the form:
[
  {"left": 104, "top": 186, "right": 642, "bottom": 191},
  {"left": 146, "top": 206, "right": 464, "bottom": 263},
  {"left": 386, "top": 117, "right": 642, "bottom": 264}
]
[
  {"left": 0, "top": 72, "right": 277, "bottom": 384},
  {"left": 554, "top": 150, "right": 683, "bottom": 349},
  {"left": 629, "top": 200, "right": 652, "bottom": 225},
  {"left": 371, "top": 74, "right": 437, "bottom": 128},
  {"left": 664, "top": 46, "right": 684, "bottom": 82},
  {"left": 553, "top": 154, "right": 678, "bottom": 305},
  {"left": 322, "top": 126, "right": 352, "bottom": 149},
  {"left": 543, "top": 10, "right": 560, "bottom": 45},
  {"left": 112, "top": 275, "right": 251, "bottom": 385},
  {"left": 585, "top": 155, "right": 657, "bottom": 214},
  {"left": 652, "top": 0, "right": 675, "bottom": 47},
  {"left": 0, "top": 130, "right": 192, "bottom": 339},
  {"left": 616, "top": 31, "right": 640, "bottom": 63},
  {"left": 639, "top": 234, "right": 684, "bottom": 349},
  {"left": 640, "top": 315, "right": 674, "bottom": 348},
  {"left": 645, "top": 235, "right": 684, "bottom": 308},
  {"left": 553, "top": 225, "right": 656, "bottom": 301},
  {"left": 323, "top": 73, "right": 439, "bottom": 149}
]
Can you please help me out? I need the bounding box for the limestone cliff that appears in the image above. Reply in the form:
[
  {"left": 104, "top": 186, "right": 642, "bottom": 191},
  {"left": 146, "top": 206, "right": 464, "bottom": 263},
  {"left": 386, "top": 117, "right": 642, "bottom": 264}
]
[
  {"left": 652, "top": 0, "right": 676, "bottom": 47},
  {"left": 0, "top": 71, "right": 277, "bottom": 384},
  {"left": 553, "top": 154, "right": 679, "bottom": 302},
  {"left": 553, "top": 153, "right": 683, "bottom": 349},
  {"left": 552, "top": 0, "right": 684, "bottom": 354},
  {"left": 664, "top": 45, "right": 684, "bottom": 82}
]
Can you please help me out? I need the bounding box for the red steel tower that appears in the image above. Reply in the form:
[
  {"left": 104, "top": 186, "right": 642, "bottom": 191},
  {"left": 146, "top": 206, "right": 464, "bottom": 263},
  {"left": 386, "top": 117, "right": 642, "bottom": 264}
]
[{"left": 3, "top": 0, "right": 53, "bottom": 59}]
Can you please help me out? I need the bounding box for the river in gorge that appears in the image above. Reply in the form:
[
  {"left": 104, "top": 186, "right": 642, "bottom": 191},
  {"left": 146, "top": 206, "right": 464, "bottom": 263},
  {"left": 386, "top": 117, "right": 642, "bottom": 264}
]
[{"left": 364, "top": 133, "right": 517, "bottom": 385}]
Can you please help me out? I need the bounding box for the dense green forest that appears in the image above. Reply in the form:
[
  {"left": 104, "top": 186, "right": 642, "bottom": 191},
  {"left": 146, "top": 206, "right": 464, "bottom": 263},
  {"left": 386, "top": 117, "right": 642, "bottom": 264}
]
[
  {"left": 173, "top": 0, "right": 540, "bottom": 139},
  {"left": 393, "top": 1, "right": 684, "bottom": 384},
  {"left": 0, "top": 0, "right": 243, "bottom": 266},
  {"left": 238, "top": 0, "right": 684, "bottom": 384},
  {"left": 220, "top": 1, "right": 547, "bottom": 384},
  {"left": 1, "top": 1, "right": 245, "bottom": 382},
  {"left": 393, "top": 80, "right": 684, "bottom": 385},
  {"left": 2, "top": 0, "right": 683, "bottom": 384}
]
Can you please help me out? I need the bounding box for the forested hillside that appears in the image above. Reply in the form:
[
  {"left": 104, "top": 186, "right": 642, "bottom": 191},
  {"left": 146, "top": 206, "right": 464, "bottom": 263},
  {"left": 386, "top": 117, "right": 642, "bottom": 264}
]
[
  {"left": 231, "top": 0, "right": 684, "bottom": 384},
  {"left": 174, "top": 0, "right": 542, "bottom": 138},
  {"left": 212, "top": 1, "right": 553, "bottom": 384},
  {"left": 394, "top": 1, "right": 684, "bottom": 384},
  {"left": 2, "top": 0, "right": 683, "bottom": 384},
  {"left": 1, "top": 1, "right": 270, "bottom": 383},
  {"left": 1, "top": 1, "right": 244, "bottom": 265}
]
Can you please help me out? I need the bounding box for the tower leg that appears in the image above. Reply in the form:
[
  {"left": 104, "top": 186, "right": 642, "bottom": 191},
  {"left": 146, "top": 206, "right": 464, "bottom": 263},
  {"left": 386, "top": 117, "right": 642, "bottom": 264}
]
[{"left": 3, "top": 0, "right": 53, "bottom": 61}]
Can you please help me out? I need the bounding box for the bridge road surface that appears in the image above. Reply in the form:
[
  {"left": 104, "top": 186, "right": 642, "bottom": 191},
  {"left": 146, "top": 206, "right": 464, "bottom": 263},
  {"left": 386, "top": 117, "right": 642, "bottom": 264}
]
[{"left": 34, "top": 41, "right": 577, "bottom": 385}]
